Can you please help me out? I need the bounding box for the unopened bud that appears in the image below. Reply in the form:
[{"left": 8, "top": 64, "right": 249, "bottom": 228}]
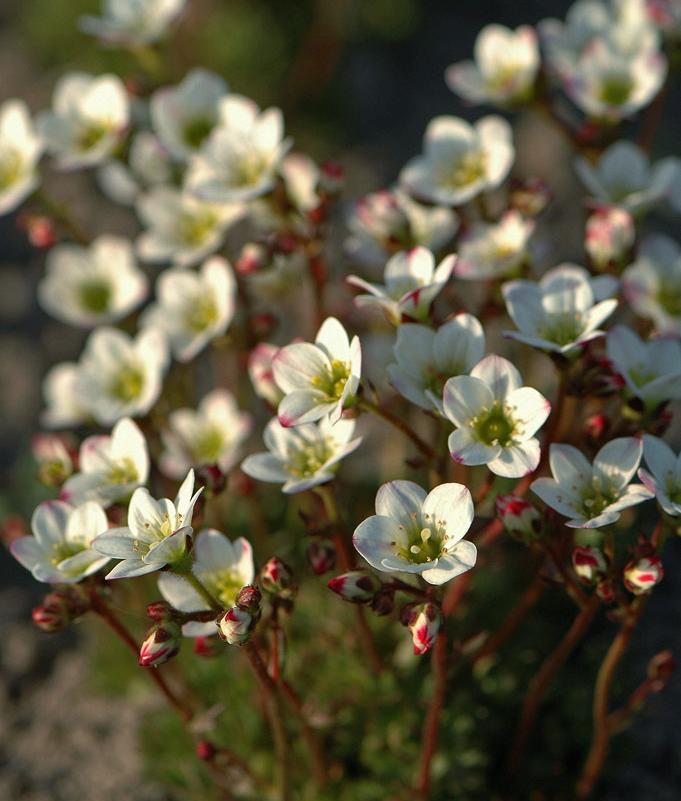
[
  {"left": 146, "top": 600, "right": 176, "bottom": 622},
  {"left": 139, "top": 621, "right": 181, "bottom": 667},
  {"left": 251, "top": 312, "right": 278, "bottom": 339},
  {"left": 33, "top": 433, "right": 74, "bottom": 487},
  {"left": 509, "top": 177, "right": 552, "bottom": 217},
  {"left": 18, "top": 213, "right": 57, "bottom": 249},
  {"left": 32, "top": 585, "right": 90, "bottom": 632},
  {"left": 583, "top": 414, "right": 610, "bottom": 442},
  {"left": 624, "top": 555, "right": 664, "bottom": 595},
  {"left": 195, "top": 464, "right": 227, "bottom": 498},
  {"left": 248, "top": 342, "right": 283, "bottom": 407},
  {"left": 572, "top": 546, "right": 608, "bottom": 584},
  {"left": 496, "top": 495, "right": 542, "bottom": 541},
  {"left": 260, "top": 557, "right": 296, "bottom": 598},
  {"left": 218, "top": 605, "right": 258, "bottom": 645},
  {"left": 196, "top": 739, "right": 216, "bottom": 761},
  {"left": 307, "top": 539, "right": 336, "bottom": 575},
  {"left": 236, "top": 584, "right": 262, "bottom": 612},
  {"left": 585, "top": 205, "right": 635, "bottom": 271},
  {"left": 328, "top": 571, "right": 381, "bottom": 603},
  {"left": 236, "top": 242, "right": 268, "bottom": 275},
  {"left": 319, "top": 161, "right": 344, "bottom": 194},
  {"left": 193, "top": 635, "right": 221, "bottom": 658},
  {"left": 402, "top": 602, "right": 441, "bottom": 656}
]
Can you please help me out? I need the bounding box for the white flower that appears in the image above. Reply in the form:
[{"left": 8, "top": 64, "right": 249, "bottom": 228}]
[
  {"left": 399, "top": 115, "right": 514, "bottom": 207},
  {"left": 136, "top": 185, "right": 243, "bottom": 268},
  {"left": 454, "top": 210, "right": 534, "bottom": 280},
  {"left": 93, "top": 469, "right": 202, "bottom": 578},
  {"left": 142, "top": 256, "right": 236, "bottom": 362},
  {"left": 37, "top": 73, "right": 129, "bottom": 170},
  {"left": 273, "top": 317, "right": 361, "bottom": 426},
  {"left": 531, "top": 438, "right": 653, "bottom": 528},
  {"left": 445, "top": 24, "right": 539, "bottom": 106},
  {"left": 248, "top": 343, "right": 284, "bottom": 407},
  {"left": 575, "top": 141, "right": 681, "bottom": 213},
  {"left": 38, "top": 236, "right": 147, "bottom": 327},
  {"left": 242, "top": 416, "right": 362, "bottom": 494},
  {"left": 638, "top": 434, "right": 681, "bottom": 516},
  {"left": 443, "top": 354, "right": 551, "bottom": 478},
  {"left": 77, "top": 327, "right": 168, "bottom": 424},
  {"left": 186, "top": 95, "right": 290, "bottom": 203},
  {"left": 502, "top": 264, "right": 618, "bottom": 355},
  {"left": 11, "top": 500, "right": 110, "bottom": 583},
  {"left": 345, "top": 188, "right": 458, "bottom": 267},
  {"left": 41, "top": 362, "right": 89, "bottom": 429},
  {"left": 158, "top": 529, "right": 254, "bottom": 635},
  {"left": 79, "top": 0, "right": 185, "bottom": 45},
  {"left": 352, "top": 480, "right": 477, "bottom": 585},
  {"left": 151, "top": 69, "right": 229, "bottom": 160},
  {"left": 160, "top": 389, "right": 251, "bottom": 479},
  {"left": 387, "top": 314, "right": 485, "bottom": 413},
  {"left": 61, "top": 418, "right": 149, "bottom": 507},
  {"left": 585, "top": 205, "right": 635, "bottom": 270},
  {"left": 606, "top": 324, "right": 681, "bottom": 408},
  {"left": 347, "top": 247, "right": 455, "bottom": 325},
  {"left": 0, "top": 100, "right": 43, "bottom": 216},
  {"left": 622, "top": 235, "right": 681, "bottom": 335},
  {"left": 97, "top": 131, "right": 172, "bottom": 206}
]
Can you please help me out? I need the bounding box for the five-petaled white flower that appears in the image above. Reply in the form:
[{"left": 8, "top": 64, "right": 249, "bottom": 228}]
[
  {"left": 622, "top": 235, "right": 681, "bottom": 335},
  {"left": 158, "top": 529, "right": 254, "bottom": 635},
  {"left": 187, "top": 95, "right": 291, "bottom": 203},
  {"left": 387, "top": 314, "right": 485, "bottom": 414},
  {"left": 61, "top": 418, "right": 149, "bottom": 507},
  {"left": 443, "top": 354, "right": 551, "bottom": 478},
  {"left": 531, "top": 438, "right": 653, "bottom": 528},
  {"left": 38, "top": 236, "right": 147, "bottom": 328},
  {"left": 273, "top": 317, "right": 361, "bottom": 427},
  {"left": 502, "top": 264, "right": 618, "bottom": 355},
  {"left": 638, "top": 434, "right": 681, "bottom": 517},
  {"left": 0, "top": 99, "right": 43, "bottom": 216},
  {"left": 142, "top": 256, "right": 236, "bottom": 363},
  {"left": 347, "top": 247, "right": 455, "bottom": 325},
  {"left": 352, "top": 480, "right": 477, "bottom": 585},
  {"left": 77, "top": 326, "right": 168, "bottom": 424},
  {"left": 445, "top": 24, "right": 539, "bottom": 106},
  {"left": 79, "top": 0, "right": 185, "bottom": 45},
  {"left": 399, "top": 115, "right": 514, "bottom": 207},
  {"left": 160, "top": 389, "right": 251, "bottom": 479},
  {"left": 93, "top": 469, "right": 202, "bottom": 578},
  {"left": 606, "top": 325, "right": 681, "bottom": 409},
  {"left": 41, "top": 362, "right": 89, "bottom": 429},
  {"left": 242, "top": 416, "right": 362, "bottom": 494},
  {"left": 454, "top": 210, "right": 534, "bottom": 280},
  {"left": 37, "top": 72, "right": 129, "bottom": 170},
  {"left": 11, "top": 500, "right": 110, "bottom": 583}
]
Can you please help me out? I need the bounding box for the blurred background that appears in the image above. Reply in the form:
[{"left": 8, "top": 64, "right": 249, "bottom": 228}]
[{"left": 2, "top": 1, "right": 681, "bottom": 799}]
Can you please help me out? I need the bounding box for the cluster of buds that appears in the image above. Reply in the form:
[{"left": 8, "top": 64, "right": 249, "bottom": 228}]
[
  {"left": 139, "top": 619, "right": 182, "bottom": 667},
  {"left": 260, "top": 557, "right": 297, "bottom": 600},
  {"left": 32, "top": 585, "right": 91, "bottom": 632},
  {"left": 217, "top": 585, "right": 262, "bottom": 646},
  {"left": 400, "top": 602, "right": 442, "bottom": 656},
  {"left": 496, "top": 495, "right": 542, "bottom": 543},
  {"left": 32, "top": 433, "right": 75, "bottom": 488},
  {"left": 584, "top": 205, "right": 635, "bottom": 273},
  {"left": 307, "top": 539, "right": 336, "bottom": 575}
]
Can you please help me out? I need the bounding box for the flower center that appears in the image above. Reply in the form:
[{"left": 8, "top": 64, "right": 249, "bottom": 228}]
[
  {"left": 110, "top": 364, "right": 144, "bottom": 402},
  {"left": 183, "top": 116, "right": 215, "bottom": 149},
  {"left": 108, "top": 457, "right": 138, "bottom": 485},
  {"left": 471, "top": 401, "right": 517, "bottom": 447},
  {"left": 231, "top": 148, "right": 268, "bottom": 188},
  {"left": 598, "top": 75, "right": 633, "bottom": 106},
  {"left": 51, "top": 540, "right": 85, "bottom": 566},
  {"left": 0, "top": 149, "right": 22, "bottom": 190},
  {"left": 666, "top": 476, "right": 681, "bottom": 504},
  {"left": 77, "top": 122, "right": 110, "bottom": 152},
  {"left": 628, "top": 364, "right": 659, "bottom": 388},
  {"left": 537, "top": 312, "right": 585, "bottom": 346},
  {"left": 286, "top": 440, "right": 334, "bottom": 478},
  {"left": 201, "top": 567, "right": 245, "bottom": 607},
  {"left": 580, "top": 475, "right": 618, "bottom": 518},
  {"left": 310, "top": 359, "right": 351, "bottom": 401},
  {"left": 193, "top": 426, "right": 225, "bottom": 463},
  {"left": 184, "top": 296, "right": 219, "bottom": 333},
  {"left": 656, "top": 282, "right": 681, "bottom": 317},
  {"left": 440, "top": 150, "right": 487, "bottom": 190},
  {"left": 180, "top": 210, "right": 218, "bottom": 246},
  {"left": 394, "top": 512, "right": 446, "bottom": 564},
  {"left": 78, "top": 280, "right": 112, "bottom": 313}
]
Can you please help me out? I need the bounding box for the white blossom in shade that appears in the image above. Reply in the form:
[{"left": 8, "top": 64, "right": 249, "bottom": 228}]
[
  {"left": 606, "top": 325, "right": 681, "bottom": 408},
  {"left": 38, "top": 236, "right": 147, "bottom": 328},
  {"left": 158, "top": 529, "right": 254, "bottom": 636},
  {"left": 242, "top": 416, "right": 362, "bottom": 494},
  {"left": 445, "top": 24, "right": 539, "bottom": 106},
  {"left": 345, "top": 188, "right": 459, "bottom": 268},
  {"left": 142, "top": 256, "right": 235, "bottom": 362},
  {"left": 61, "top": 418, "right": 149, "bottom": 507},
  {"left": 136, "top": 185, "right": 243, "bottom": 269},
  {"left": 622, "top": 235, "right": 681, "bottom": 335},
  {"left": 186, "top": 95, "right": 291, "bottom": 203},
  {"left": 150, "top": 69, "right": 228, "bottom": 160},
  {"left": 399, "top": 115, "right": 514, "bottom": 207},
  {"left": 454, "top": 211, "right": 534, "bottom": 280},
  {"left": 97, "top": 131, "right": 172, "bottom": 206},
  {"left": 11, "top": 500, "right": 110, "bottom": 583},
  {"left": 77, "top": 326, "right": 168, "bottom": 425},
  {"left": 352, "top": 480, "right": 477, "bottom": 585},
  {"left": 41, "top": 362, "right": 89, "bottom": 429},
  {"left": 0, "top": 100, "right": 43, "bottom": 216},
  {"left": 531, "top": 438, "right": 653, "bottom": 528},
  {"left": 347, "top": 247, "right": 455, "bottom": 325},
  {"left": 79, "top": 0, "right": 185, "bottom": 45},
  {"left": 502, "top": 264, "right": 618, "bottom": 355},
  {"left": 638, "top": 434, "right": 681, "bottom": 516},
  {"left": 585, "top": 205, "right": 635, "bottom": 270},
  {"left": 248, "top": 343, "right": 284, "bottom": 408},
  {"left": 443, "top": 354, "right": 550, "bottom": 478},
  {"left": 160, "top": 389, "right": 251, "bottom": 479},
  {"left": 273, "top": 317, "right": 361, "bottom": 427},
  {"left": 575, "top": 141, "right": 681, "bottom": 213},
  {"left": 93, "top": 469, "right": 202, "bottom": 578},
  {"left": 37, "top": 73, "right": 129, "bottom": 170},
  {"left": 387, "top": 315, "right": 485, "bottom": 414}
]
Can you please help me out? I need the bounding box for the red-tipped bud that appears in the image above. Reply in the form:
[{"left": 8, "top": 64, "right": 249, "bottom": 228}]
[
  {"left": 32, "top": 586, "right": 90, "bottom": 632},
  {"left": 328, "top": 571, "right": 381, "bottom": 603},
  {"left": 496, "top": 495, "right": 542, "bottom": 541},
  {"left": 217, "top": 605, "right": 258, "bottom": 645},
  {"left": 572, "top": 546, "right": 608, "bottom": 584},
  {"left": 139, "top": 621, "right": 181, "bottom": 667},
  {"left": 236, "top": 242, "right": 268, "bottom": 275},
  {"left": 260, "top": 557, "right": 296, "bottom": 598},
  {"left": 193, "top": 635, "right": 221, "bottom": 658},
  {"left": 319, "top": 161, "right": 345, "bottom": 193},
  {"left": 307, "top": 539, "right": 336, "bottom": 575},
  {"left": 146, "top": 600, "right": 176, "bottom": 622},
  {"left": 403, "top": 602, "right": 441, "bottom": 656},
  {"left": 624, "top": 556, "right": 664, "bottom": 595},
  {"left": 195, "top": 464, "right": 227, "bottom": 498},
  {"left": 18, "top": 213, "right": 57, "bottom": 249},
  {"left": 196, "top": 739, "right": 216, "bottom": 761},
  {"left": 583, "top": 414, "right": 610, "bottom": 442},
  {"left": 236, "top": 584, "right": 262, "bottom": 612}
]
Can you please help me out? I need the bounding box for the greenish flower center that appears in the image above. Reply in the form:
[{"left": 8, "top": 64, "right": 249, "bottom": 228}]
[
  {"left": 51, "top": 540, "right": 85, "bottom": 566},
  {"left": 537, "top": 312, "right": 585, "bottom": 347},
  {"left": 310, "top": 359, "right": 351, "bottom": 401},
  {"left": 78, "top": 280, "right": 112, "bottom": 314},
  {"left": 202, "top": 567, "right": 246, "bottom": 607},
  {"left": 393, "top": 512, "right": 446, "bottom": 565},
  {"left": 286, "top": 440, "right": 334, "bottom": 478},
  {"left": 471, "top": 401, "right": 517, "bottom": 447},
  {"left": 0, "top": 150, "right": 22, "bottom": 190},
  {"left": 231, "top": 151, "right": 268, "bottom": 188},
  {"left": 193, "top": 426, "right": 225, "bottom": 463},
  {"left": 657, "top": 282, "right": 681, "bottom": 317},
  {"left": 598, "top": 76, "right": 633, "bottom": 106},
  {"left": 183, "top": 116, "right": 215, "bottom": 149},
  {"left": 77, "top": 122, "right": 110, "bottom": 152},
  {"left": 580, "top": 475, "right": 618, "bottom": 518},
  {"left": 184, "top": 296, "right": 219, "bottom": 333},
  {"left": 440, "top": 150, "right": 487, "bottom": 190},
  {"left": 180, "top": 211, "right": 218, "bottom": 246},
  {"left": 110, "top": 364, "right": 144, "bottom": 402},
  {"left": 628, "top": 365, "right": 658, "bottom": 388},
  {"left": 108, "top": 457, "right": 138, "bottom": 485}
]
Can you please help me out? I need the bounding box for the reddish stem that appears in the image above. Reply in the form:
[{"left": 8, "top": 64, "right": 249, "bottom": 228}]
[{"left": 416, "top": 630, "right": 449, "bottom": 799}]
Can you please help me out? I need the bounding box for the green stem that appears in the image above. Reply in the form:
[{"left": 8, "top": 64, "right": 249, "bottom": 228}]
[{"left": 182, "top": 572, "right": 223, "bottom": 612}]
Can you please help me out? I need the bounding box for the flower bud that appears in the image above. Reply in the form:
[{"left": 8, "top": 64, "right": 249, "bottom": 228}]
[
  {"left": 33, "top": 433, "right": 74, "bottom": 488},
  {"left": 496, "top": 495, "right": 542, "bottom": 541},
  {"left": 217, "top": 605, "right": 258, "bottom": 645},
  {"left": 260, "top": 557, "right": 296, "bottom": 598},
  {"left": 572, "top": 546, "right": 608, "bottom": 584},
  {"left": 624, "top": 555, "right": 664, "bottom": 595},
  {"left": 319, "top": 161, "right": 344, "bottom": 194},
  {"left": 146, "top": 600, "right": 176, "bottom": 622},
  {"left": 18, "top": 213, "right": 57, "bottom": 249},
  {"left": 328, "top": 571, "right": 381, "bottom": 603},
  {"left": 195, "top": 464, "right": 227, "bottom": 498},
  {"left": 583, "top": 414, "right": 610, "bottom": 443},
  {"left": 236, "top": 242, "right": 268, "bottom": 275},
  {"left": 251, "top": 312, "right": 278, "bottom": 339},
  {"left": 139, "top": 621, "right": 182, "bottom": 667},
  {"left": 196, "top": 739, "right": 216, "bottom": 761},
  {"left": 509, "top": 177, "right": 552, "bottom": 217},
  {"left": 248, "top": 342, "right": 283, "bottom": 407},
  {"left": 32, "top": 594, "right": 71, "bottom": 632},
  {"left": 307, "top": 539, "right": 336, "bottom": 575},
  {"left": 236, "top": 584, "right": 262, "bottom": 612},
  {"left": 403, "top": 602, "right": 441, "bottom": 656},
  {"left": 193, "top": 635, "right": 221, "bottom": 658},
  {"left": 585, "top": 205, "right": 635, "bottom": 271}
]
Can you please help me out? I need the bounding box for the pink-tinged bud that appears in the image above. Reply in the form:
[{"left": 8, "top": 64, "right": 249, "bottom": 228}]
[
  {"left": 624, "top": 556, "right": 664, "bottom": 595},
  {"left": 328, "top": 571, "right": 381, "bottom": 603},
  {"left": 146, "top": 601, "right": 175, "bottom": 622},
  {"left": 572, "top": 546, "right": 608, "bottom": 584},
  {"left": 195, "top": 464, "right": 227, "bottom": 498},
  {"left": 260, "top": 557, "right": 296, "bottom": 598},
  {"left": 139, "top": 621, "right": 181, "bottom": 667},
  {"left": 248, "top": 342, "right": 283, "bottom": 407},
  {"left": 319, "top": 161, "right": 344, "bottom": 193},
  {"left": 585, "top": 205, "right": 635, "bottom": 271},
  {"left": 18, "top": 213, "right": 57, "bottom": 249},
  {"left": 403, "top": 602, "right": 441, "bottom": 656},
  {"left": 32, "top": 433, "right": 74, "bottom": 487},
  {"left": 217, "top": 606, "right": 257, "bottom": 645},
  {"left": 647, "top": 650, "right": 675, "bottom": 689},
  {"left": 509, "top": 177, "right": 553, "bottom": 217},
  {"left": 236, "top": 584, "right": 262, "bottom": 612},
  {"left": 583, "top": 414, "right": 610, "bottom": 442},
  {"left": 196, "top": 739, "right": 216, "bottom": 761},
  {"left": 496, "top": 495, "right": 542, "bottom": 541},
  {"left": 307, "top": 539, "right": 336, "bottom": 575},
  {"left": 193, "top": 635, "right": 221, "bottom": 658},
  {"left": 236, "top": 242, "right": 268, "bottom": 275},
  {"left": 32, "top": 594, "right": 71, "bottom": 632}
]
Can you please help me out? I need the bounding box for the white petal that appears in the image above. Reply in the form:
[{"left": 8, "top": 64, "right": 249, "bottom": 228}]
[
  {"left": 375, "top": 480, "right": 427, "bottom": 522},
  {"left": 422, "top": 483, "right": 474, "bottom": 544}
]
